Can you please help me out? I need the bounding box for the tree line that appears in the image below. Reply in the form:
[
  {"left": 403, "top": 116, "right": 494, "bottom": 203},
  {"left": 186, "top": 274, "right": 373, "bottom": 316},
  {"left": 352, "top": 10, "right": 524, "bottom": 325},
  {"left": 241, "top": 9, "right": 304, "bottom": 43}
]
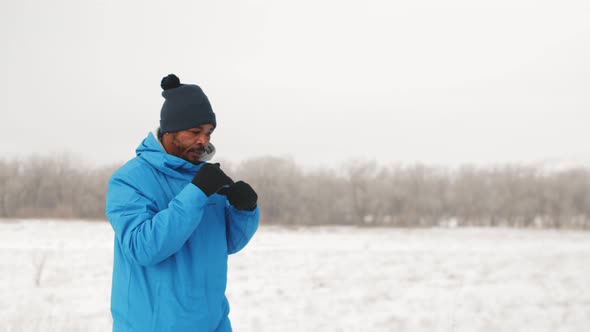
[{"left": 1, "top": 156, "right": 589, "bottom": 228}]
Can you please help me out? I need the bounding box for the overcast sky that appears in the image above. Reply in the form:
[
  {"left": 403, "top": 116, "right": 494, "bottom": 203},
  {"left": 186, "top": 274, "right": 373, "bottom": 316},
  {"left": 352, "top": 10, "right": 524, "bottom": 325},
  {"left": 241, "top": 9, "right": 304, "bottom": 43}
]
[{"left": 1, "top": 0, "right": 589, "bottom": 169}]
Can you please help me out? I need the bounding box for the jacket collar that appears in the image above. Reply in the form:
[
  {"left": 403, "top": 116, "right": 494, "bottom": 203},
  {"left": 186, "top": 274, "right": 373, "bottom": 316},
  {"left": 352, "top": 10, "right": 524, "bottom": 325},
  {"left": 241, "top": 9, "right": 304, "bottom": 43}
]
[{"left": 135, "top": 130, "right": 217, "bottom": 179}]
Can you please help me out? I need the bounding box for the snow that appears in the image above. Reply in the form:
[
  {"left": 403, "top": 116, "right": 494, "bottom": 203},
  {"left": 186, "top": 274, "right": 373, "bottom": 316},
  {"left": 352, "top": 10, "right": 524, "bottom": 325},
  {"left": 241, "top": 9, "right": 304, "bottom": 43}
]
[{"left": 1, "top": 220, "right": 589, "bottom": 332}]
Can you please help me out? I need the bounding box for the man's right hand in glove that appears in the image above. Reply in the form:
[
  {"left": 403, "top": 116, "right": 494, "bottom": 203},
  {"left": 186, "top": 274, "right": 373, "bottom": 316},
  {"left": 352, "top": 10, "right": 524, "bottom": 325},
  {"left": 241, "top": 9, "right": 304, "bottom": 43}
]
[{"left": 191, "top": 163, "right": 234, "bottom": 197}]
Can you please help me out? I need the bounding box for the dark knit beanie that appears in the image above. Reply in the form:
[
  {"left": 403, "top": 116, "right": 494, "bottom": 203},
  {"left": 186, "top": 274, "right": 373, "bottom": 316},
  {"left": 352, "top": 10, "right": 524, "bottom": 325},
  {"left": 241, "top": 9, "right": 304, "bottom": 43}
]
[{"left": 159, "top": 74, "right": 217, "bottom": 133}]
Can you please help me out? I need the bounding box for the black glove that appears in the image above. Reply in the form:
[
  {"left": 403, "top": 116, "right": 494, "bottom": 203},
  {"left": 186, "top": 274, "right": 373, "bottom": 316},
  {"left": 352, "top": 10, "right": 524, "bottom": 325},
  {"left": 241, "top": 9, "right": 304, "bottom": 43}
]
[
  {"left": 192, "top": 163, "right": 234, "bottom": 197},
  {"left": 218, "top": 181, "right": 258, "bottom": 211}
]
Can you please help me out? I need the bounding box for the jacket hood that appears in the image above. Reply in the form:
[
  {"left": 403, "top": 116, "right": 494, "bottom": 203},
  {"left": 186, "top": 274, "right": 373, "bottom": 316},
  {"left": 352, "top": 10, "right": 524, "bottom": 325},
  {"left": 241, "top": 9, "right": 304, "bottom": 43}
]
[{"left": 135, "top": 130, "right": 216, "bottom": 179}]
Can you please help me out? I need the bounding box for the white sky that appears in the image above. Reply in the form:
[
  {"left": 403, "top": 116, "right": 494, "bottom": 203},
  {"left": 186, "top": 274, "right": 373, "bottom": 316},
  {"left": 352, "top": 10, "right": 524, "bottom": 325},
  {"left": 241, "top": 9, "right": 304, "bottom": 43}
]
[{"left": 1, "top": 0, "right": 589, "bottom": 168}]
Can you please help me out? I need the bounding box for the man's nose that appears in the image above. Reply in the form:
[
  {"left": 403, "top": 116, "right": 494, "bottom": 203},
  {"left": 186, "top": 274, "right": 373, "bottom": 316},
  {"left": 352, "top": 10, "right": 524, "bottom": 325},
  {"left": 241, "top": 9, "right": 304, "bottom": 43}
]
[{"left": 194, "top": 134, "right": 207, "bottom": 145}]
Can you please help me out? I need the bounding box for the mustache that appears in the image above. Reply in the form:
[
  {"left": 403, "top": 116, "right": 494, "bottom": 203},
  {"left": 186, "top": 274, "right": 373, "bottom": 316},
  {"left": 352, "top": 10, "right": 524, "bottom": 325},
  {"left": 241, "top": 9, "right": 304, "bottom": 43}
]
[{"left": 185, "top": 146, "right": 205, "bottom": 154}]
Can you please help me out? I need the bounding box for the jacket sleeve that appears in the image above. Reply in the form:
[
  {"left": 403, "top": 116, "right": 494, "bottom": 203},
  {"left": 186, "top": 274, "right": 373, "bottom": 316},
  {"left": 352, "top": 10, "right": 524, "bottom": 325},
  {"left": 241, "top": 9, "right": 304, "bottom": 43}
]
[
  {"left": 225, "top": 204, "right": 260, "bottom": 255},
  {"left": 106, "top": 175, "right": 208, "bottom": 266}
]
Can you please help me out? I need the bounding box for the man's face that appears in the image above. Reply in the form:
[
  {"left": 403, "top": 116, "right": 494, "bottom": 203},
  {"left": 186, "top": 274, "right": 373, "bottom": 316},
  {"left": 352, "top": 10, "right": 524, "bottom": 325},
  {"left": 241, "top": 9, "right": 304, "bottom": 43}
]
[{"left": 163, "top": 124, "right": 215, "bottom": 164}]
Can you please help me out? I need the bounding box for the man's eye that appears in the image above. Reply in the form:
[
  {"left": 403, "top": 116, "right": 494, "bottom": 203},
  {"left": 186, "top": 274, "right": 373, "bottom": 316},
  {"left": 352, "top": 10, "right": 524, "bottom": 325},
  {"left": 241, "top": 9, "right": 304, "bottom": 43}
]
[{"left": 191, "top": 131, "right": 201, "bottom": 135}]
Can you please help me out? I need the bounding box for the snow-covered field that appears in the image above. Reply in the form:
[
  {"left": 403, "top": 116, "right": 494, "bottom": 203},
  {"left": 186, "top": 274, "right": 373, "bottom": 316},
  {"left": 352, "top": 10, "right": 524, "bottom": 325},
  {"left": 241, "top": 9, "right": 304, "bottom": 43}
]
[{"left": 0, "top": 220, "right": 589, "bottom": 332}]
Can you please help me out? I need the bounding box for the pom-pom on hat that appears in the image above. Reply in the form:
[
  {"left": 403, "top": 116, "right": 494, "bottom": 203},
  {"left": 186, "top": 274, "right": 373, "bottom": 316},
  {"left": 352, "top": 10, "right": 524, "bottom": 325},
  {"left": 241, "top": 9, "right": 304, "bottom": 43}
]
[{"left": 159, "top": 74, "right": 216, "bottom": 133}]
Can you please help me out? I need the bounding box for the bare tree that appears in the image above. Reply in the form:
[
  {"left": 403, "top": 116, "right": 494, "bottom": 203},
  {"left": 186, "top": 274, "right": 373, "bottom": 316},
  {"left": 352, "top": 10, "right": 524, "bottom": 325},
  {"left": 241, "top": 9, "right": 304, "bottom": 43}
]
[{"left": 1, "top": 155, "right": 589, "bottom": 229}]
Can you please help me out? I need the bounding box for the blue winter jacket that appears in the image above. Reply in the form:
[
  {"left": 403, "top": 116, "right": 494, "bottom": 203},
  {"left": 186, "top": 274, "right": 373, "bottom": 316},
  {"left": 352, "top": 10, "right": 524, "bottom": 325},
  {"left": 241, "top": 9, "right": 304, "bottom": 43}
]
[{"left": 105, "top": 132, "right": 259, "bottom": 332}]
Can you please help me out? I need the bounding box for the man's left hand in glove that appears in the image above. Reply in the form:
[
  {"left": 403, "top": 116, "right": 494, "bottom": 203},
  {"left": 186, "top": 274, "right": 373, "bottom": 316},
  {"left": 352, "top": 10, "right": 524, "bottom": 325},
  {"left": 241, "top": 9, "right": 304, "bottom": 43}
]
[{"left": 219, "top": 181, "right": 258, "bottom": 211}]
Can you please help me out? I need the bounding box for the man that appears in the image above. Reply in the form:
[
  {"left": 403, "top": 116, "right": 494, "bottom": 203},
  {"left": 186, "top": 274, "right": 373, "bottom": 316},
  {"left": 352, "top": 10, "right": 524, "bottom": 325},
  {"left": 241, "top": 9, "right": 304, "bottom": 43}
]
[{"left": 105, "top": 74, "right": 260, "bottom": 332}]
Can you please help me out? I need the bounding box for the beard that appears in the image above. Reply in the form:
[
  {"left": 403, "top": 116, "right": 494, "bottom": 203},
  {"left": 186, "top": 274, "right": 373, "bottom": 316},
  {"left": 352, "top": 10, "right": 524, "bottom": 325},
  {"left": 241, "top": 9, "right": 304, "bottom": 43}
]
[{"left": 172, "top": 135, "right": 205, "bottom": 165}]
